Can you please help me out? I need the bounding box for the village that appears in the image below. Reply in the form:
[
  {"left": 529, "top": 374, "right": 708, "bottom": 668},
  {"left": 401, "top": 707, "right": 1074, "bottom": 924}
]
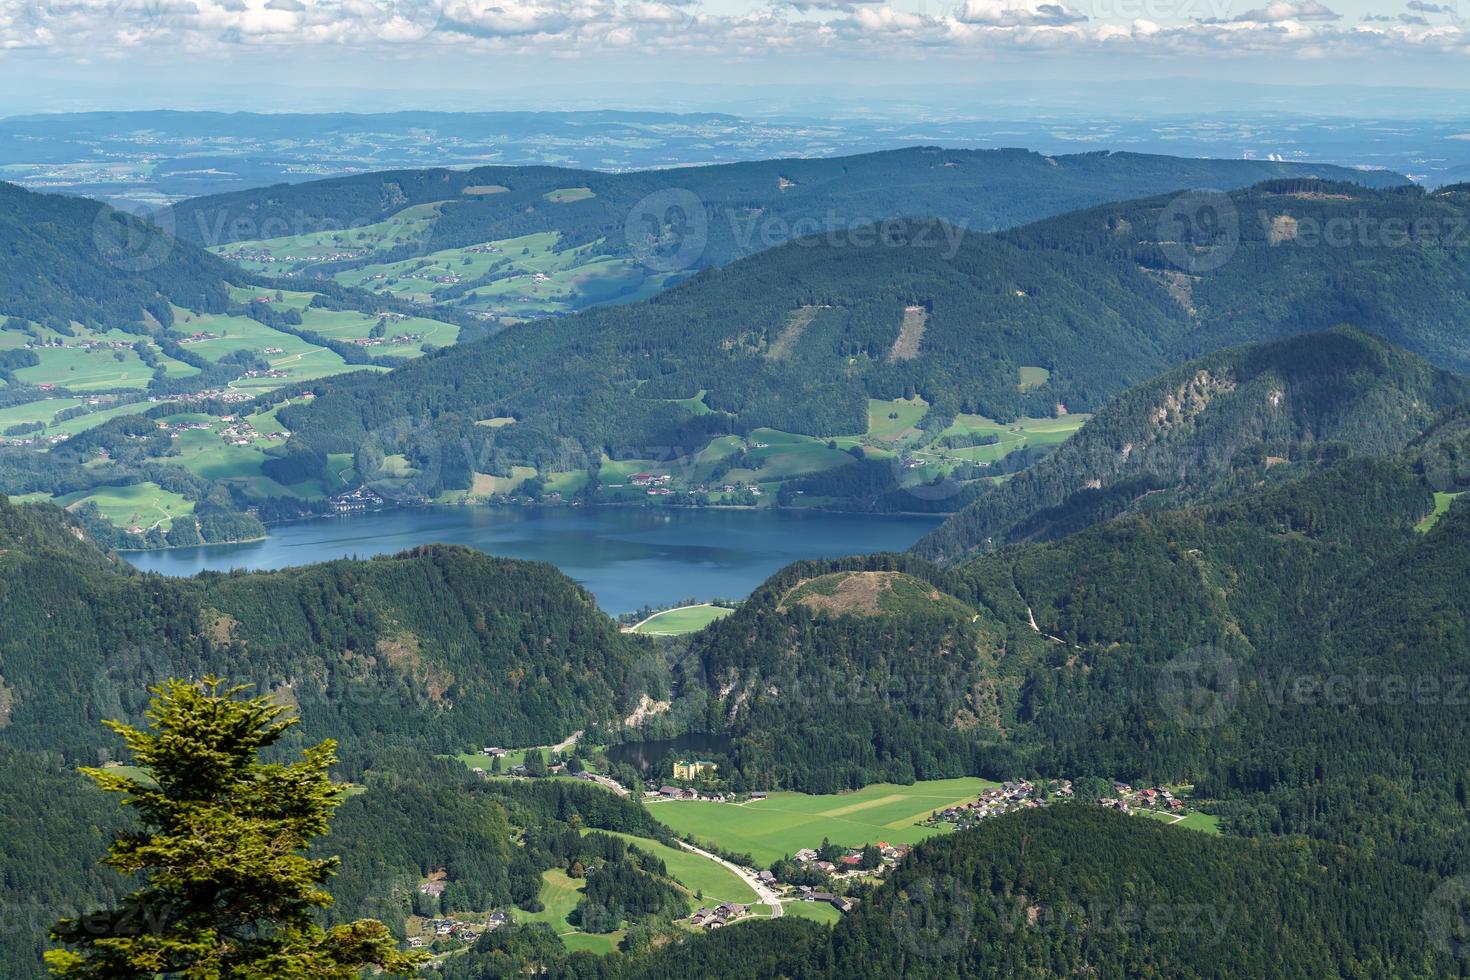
[{"left": 925, "top": 778, "right": 1195, "bottom": 832}]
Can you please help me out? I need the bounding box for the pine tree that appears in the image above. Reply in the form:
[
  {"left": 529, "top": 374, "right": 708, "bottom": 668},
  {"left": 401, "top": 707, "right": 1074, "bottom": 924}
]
[{"left": 46, "top": 677, "right": 428, "bottom": 979}]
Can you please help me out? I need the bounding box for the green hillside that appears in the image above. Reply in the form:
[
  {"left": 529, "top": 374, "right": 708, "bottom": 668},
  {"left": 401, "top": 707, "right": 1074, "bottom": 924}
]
[
  {"left": 272, "top": 182, "right": 1470, "bottom": 518},
  {"left": 0, "top": 182, "right": 476, "bottom": 543},
  {"left": 913, "top": 326, "right": 1470, "bottom": 560},
  {"left": 0, "top": 493, "right": 651, "bottom": 760}
]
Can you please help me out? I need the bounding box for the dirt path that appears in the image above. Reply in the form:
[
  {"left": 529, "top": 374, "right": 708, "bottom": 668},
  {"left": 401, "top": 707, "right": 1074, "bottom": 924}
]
[
  {"left": 1024, "top": 602, "right": 1066, "bottom": 645},
  {"left": 550, "top": 730, "right": 583, "bottom": 754},
  {"left": 675, "top": 840, "right": 782, "bottom": 918}
]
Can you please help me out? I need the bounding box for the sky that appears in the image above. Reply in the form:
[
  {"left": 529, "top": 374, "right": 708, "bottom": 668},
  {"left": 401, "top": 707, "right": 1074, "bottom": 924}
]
[{"left": 1, "top": 0, "right": 1468, "bottom": 112}]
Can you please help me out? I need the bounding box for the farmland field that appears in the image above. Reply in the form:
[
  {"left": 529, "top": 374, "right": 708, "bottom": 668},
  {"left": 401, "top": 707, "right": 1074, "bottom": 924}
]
[
  {"left": 53, "top": 482, "right": 194, "bottom": 531},
  {"left": 865, "top": 397, "right": 929, "bottom": 442},
  {"left": 630, "top": 604, "right": 735, "bottom": 635},
  {"left": 649, "top": 777, "right": 997, "bottom": 865}
]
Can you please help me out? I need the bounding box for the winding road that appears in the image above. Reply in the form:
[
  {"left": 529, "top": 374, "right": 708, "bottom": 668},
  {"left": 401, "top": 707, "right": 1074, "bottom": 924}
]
[{"left": 675, "top": 840, "right": 783, "bottom": 918}]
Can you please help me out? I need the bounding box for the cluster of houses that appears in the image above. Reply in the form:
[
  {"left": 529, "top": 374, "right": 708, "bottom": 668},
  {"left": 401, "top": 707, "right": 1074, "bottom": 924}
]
[
  {"left": 405, "top": 911, "right": 508, "bottom": 948},
  {"left": 173, "top": 388, "right": 258, "bottom": 405},
  {"left": 1102, "top": 782, "right": 1185, "bottom": 816},
  {"left": 215, "top": 415, "right": 286, "bottom": 446},
  {"left": 929, "top": 779, "right": 1191, "bottom": 829},
  {"left": 329, "top": 487, "right": 384, "bottom": 513},
  {"left": 0, "top": 432, "right": 70, "bottom": 447},
  {"left": 23, "top": 337, "right": 135, "bottom": 353},
  {"left": 792, "top": 842, "right": 909, "bottom": 876},
  {"left": 219, "top": 247, "right": 366, "bottom": 266},
  {"left": 350, "top": 332, "right": 424, "bottom": 348},
  {"left": 654, "top": 785, "right": 736, "bottom": 802},
  {"left": 686, "top": 902, "right": 749, "bottom": 930}
]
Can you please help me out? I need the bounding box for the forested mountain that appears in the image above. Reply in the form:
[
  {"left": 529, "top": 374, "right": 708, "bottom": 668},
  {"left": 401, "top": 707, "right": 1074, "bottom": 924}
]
[
  {"left": 168, "top": 146, "right": 1402, "bottom": 258},
  {"left": 439, "top": 807, "right": 1449, "bottom": 978},
  {"left": 913, "top": 326, "right": 1470, "bottom": 560},
  {"left": 0, "top": 181, "right": 235, "bottom": 329},
  {"left": 0, "top": 492, "right": 650, "bottom": 761},
  {"left": 647, "top": 388, "right": 1470, "bottom": 881},
  {"left": 0, "top": 494, "right": 689, "bottom": 978},
  {"left": 271, "top": 181, "right": 1470, "bottom": 503}
]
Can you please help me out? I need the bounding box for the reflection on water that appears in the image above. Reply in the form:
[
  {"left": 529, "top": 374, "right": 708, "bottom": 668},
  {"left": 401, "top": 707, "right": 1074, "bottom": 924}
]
[
  {"left": 606, "top": 733, "right": 735, "bottom": 773},
  {"left": 123, "top": 506, "right": 941, "bottom": 615}
]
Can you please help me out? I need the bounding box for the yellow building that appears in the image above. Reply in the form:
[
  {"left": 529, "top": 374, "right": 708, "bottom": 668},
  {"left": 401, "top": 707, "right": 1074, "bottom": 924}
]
[{"left": 673, "top": 759, "right": 717, "bottom": 781}]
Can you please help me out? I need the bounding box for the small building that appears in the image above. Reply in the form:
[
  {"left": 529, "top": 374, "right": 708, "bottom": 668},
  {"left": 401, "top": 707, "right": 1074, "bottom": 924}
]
[{"left": 673, "top": 759, "right": 717, "bottom": 781}]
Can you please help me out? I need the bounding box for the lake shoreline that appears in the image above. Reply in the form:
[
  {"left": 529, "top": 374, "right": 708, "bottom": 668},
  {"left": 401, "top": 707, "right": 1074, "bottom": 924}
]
[{"left": 120, "top": 505, "right": 943, "bottom": 616}]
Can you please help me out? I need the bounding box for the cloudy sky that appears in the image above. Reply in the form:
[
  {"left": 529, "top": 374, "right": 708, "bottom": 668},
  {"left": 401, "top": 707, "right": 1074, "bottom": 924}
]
[{"left": 1, "top": 0, "right": 1467, "bottom": 112}]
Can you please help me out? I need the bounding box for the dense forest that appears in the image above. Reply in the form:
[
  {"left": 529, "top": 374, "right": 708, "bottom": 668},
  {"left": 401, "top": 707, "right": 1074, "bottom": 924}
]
[
  {"left": 0, "top": 492, "right": 652, "bottom": 761},
  {"left": 273, "top": 181, "right": 1470, "bottom": 502},
  {"left": 434, "top": 807, "right": 1454, "bottom": 978}
]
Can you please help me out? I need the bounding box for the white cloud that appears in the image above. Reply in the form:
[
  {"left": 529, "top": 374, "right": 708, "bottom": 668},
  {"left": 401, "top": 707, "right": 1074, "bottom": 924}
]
[
  {"left": 0, "top": 0, "right": 1466, "bottom": 59},
  {"left": 1230, "top": 1, "right": 1340, "bottom": 22},
  {"left": 956, "top": 0, "right": 1085, "bottom": 26}
]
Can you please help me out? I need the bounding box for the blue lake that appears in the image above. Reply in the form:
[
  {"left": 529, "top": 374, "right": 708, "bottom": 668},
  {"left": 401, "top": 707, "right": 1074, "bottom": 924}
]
[{"left": 123, "top": 506, "right": 942, "bottom": 615}]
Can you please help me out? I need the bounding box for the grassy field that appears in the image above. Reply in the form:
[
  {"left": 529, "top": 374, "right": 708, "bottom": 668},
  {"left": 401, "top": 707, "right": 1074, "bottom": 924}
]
[
  {"left": 1138, "top": 809, "right": 1222, "bottom": 834},
  {"left": 865, "top": 397, "right": 929, "bottom": 442},
  {"left": 650, "top": 778, "right": 997, "bottom": 865},
  {"left": 514, "top": 869, "right": 621, "bottom": 954},
  {"left": 601, "top": 832, "right": 756, "bottom": 907},
  {"left": 54, "top": 482, "right": 194, "bottom": 531},
  {"left": 781, "top": 899, "right": 842, "bottom": 924},
  {"left": 1018, "top": 365, "right": 1051, "bottom": 390},
  {"left": 630, "top": 604, "right": 734, "bottom": 636},
  {"left": 1417, "top": 491, "right": 1463, "bottom": 533},
  {"left": 211, "top": 203, "right": 442, "bottom": 271}
]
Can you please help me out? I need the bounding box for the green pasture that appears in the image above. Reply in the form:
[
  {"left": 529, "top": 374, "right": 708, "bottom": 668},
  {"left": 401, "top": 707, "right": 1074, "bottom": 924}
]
[
  {"left": 599, "top": 832, "right": 756, "bottom": 907},
  {"left": 649, "top": 777, "right": 997, "bottom": 865},
  {"left": 1417, "top": 492, "right": 1463, "bottom": 533},
  {"left": 781, "top": 900, "right": 842, "bottom": 925},
  {"left": 54, "top": 481, "right": 193, "bottom": 531},
  {"left": 865, "top": 397, "right": 929, "bottom": 442},
  {"left": 631, "top": 604, "right": 734, "bottom": 635}
]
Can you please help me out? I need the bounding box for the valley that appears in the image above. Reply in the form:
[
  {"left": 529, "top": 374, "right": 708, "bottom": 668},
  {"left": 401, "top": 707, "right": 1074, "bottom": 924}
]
[{"left": 7, "top": 100, "right": 1470, "bottom": 976}]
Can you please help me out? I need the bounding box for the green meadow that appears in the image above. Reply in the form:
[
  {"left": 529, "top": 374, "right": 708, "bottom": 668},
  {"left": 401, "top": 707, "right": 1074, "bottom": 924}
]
[
  {"left": 53, "top": 482, "right": 194, "bottom": 531},
  {"left": 631, "top": 604, "right": 734, "bottom": 636},
  {"left": 1417, "top": 491, "right": 1463, "bottom": 533},
  {"left": 515, "top": 868, "right": 622, "bottom": 954},
  {"left": 600, "top": 832, "right": 756, "bottom": 907},
  {"left": 650, "top": 778, "right": 997, "bottom": 865}
]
